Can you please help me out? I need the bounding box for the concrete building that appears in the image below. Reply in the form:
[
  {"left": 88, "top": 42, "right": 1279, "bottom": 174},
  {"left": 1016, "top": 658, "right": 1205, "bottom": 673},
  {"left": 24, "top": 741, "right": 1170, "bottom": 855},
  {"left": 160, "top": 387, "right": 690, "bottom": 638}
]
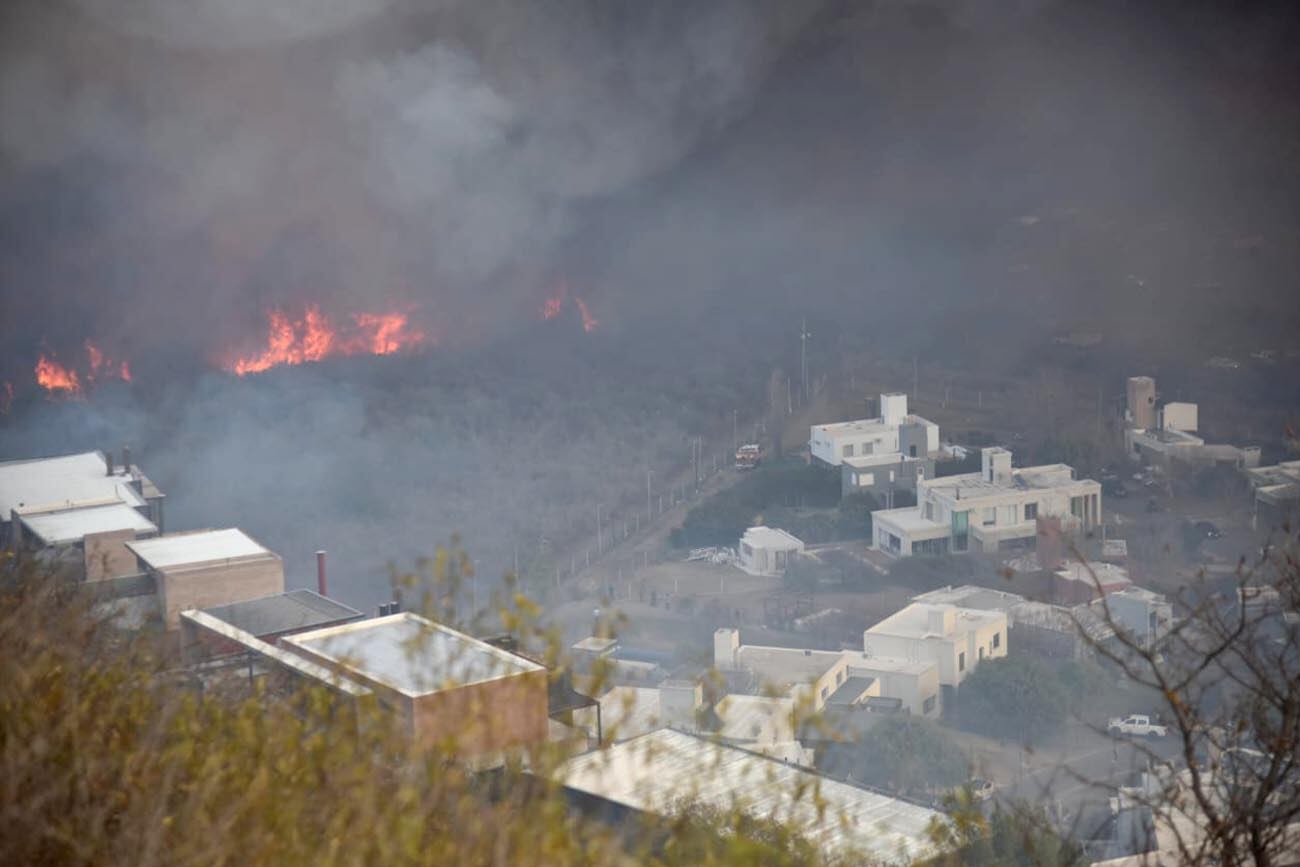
[
  {"left": 872, "top": 448, "right": 1102, "bottom": 557},
  {"left": 736, "top": 526, "right": 804, "bottom": 577},
  {"left": 840, "top": 453, "right": 931, "bottom": 502},
  {"left": 810, "top": 392, "right": 940, "bottom": 469},
  {"left": 1101, "top": 586, "right": 1173, "bottom": 650},
  {"left": 1122, "top": 377, "right": 1261, "bottom": 470},
  {"left": 1126, "top": 377, "right": 1157, "bottom": 430},
  {"left": 284, "top": 613, "right": 549, "bottom": 756},
  {"left": 1246, "top": 460, "right": 1300, "bottom": 529},
  {"left": 557, "top": 728, "right": 946, "bottom": 865},
  {"left": 713, "top": 628, "right": 942, "bottom": 718},
  {"left": 13, "top": 501, "right": 160, "bottom": 581},
  {"left": 1, "top": 450, "right": 165, "bottom": 552},
  {"left": 198, "top": 589, "right": 363, "bottom": 644},
  {"left": 127, "top": 529, "right": 285, "bottom": 629},
  {"left": 911, "top": 584, "right": 1116, "bottom": 660},
  {"left": 863, "top": 603, "right": 1008, "bottom": 691}
]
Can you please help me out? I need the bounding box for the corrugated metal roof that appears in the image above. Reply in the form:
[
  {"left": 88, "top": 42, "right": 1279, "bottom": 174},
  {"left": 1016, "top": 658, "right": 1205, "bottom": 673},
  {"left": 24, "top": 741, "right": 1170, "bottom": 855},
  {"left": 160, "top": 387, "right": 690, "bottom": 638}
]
[
  {"left": 0, "top": 452, "right": 146, "bottom": 518},
  {"left": 21, "top": 502, "right": 157, "bottom": 545},
  {"left": 285, "top": 613, "right": 544, "bottom": 697},
  {"left": 558, "top": 729, "right": 944, "bottom": 864},
  {"left": 201, "top": 589, "right": 362, "bottom": 638},
  {"left": 127, "top": 528, "right": 272, "bottom": 569}
]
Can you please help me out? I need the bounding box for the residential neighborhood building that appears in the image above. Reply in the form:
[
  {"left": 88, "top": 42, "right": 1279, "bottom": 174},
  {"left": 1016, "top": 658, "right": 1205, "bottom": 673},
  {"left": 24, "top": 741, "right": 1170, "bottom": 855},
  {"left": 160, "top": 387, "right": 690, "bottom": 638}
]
[
  {"left": 911, "top": 584, "right": 1115, "bottom": 660},
  {"left": 556, "top": 728, "right": 945, "bottom": 865},
  {"left": 197, "top": 588, "right": 364, "bottom": 644},
  {"left": 713, "top": 627, "right": 944, "bottom": 718},
  {"left": 863, "top": 602, "right": 1008, "bottom": 694},
  {"left": 810, "top": 392, "right": 940, "bottom": 469},
  {"left": 840, "top": 452, "right": 931, "bottom": 502},
  {"left": 736, "top": 526, "right": 804, "bottom": 576},
  {"left": 872, "top": 447, "right": 1101, "bottom": 557},
  {"left": 283, "top": 612, "right": 550, "bottom": 757},
  {"left": 127, "top": 528, "right": 286, "bottom": 629},
  {"left": 1246, "top": 459, "right": 1300, "bottom": 528},
  {"left": 1122, "top": 376, "right": 1261, "bottom": 469},
  {"left": 1101, "top": 586, "right": 1173, "bottom": 650},
  {"left": 1, "top": 450, "right": 165, "bottom": 555}
]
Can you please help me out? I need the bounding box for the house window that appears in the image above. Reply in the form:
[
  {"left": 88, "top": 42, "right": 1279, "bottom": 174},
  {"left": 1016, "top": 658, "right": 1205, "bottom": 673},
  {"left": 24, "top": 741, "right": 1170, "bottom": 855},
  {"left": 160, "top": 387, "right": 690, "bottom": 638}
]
[
  {"left": 858, "top": 472, "right": 874, "bottom": 487},
  {"left": 979, "top": 647, "right": 985, "bottom": 660},
  {"left": 924, "top": 502, "right": 933, "bottom": 521},
  {"left": 842, "top": 444, "right": 855, "bottom": 458},
  {"left": 889, "top": 470, "right": 896, "bottom": 483},
  {"left": 981, "top": 507, "right": 996, "bottom": 527},
  {"left": 993, "top": 632, "right": 1001, "bottom": 649},
  {"left": 958, "top": 652, "right": 966, "bottom": 672},
  {"left": 909, "top": 444, "right": 917, "bottom": 457},
  {"left": 1024, "top": 502, "right": 1038, "bottom": 521},
  {"left": 923, "top": 696, "right": 936, "bottom": 714},
  {"left": 820, "top": 686, "right": 829, "bottom": 700}
]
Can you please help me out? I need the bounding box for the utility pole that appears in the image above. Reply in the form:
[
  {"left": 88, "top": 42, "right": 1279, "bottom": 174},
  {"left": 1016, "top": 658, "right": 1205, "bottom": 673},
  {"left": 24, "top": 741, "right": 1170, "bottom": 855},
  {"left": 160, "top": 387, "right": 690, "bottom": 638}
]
[{"left": 800, "top": 318, "right": 812, "bottom": 405}]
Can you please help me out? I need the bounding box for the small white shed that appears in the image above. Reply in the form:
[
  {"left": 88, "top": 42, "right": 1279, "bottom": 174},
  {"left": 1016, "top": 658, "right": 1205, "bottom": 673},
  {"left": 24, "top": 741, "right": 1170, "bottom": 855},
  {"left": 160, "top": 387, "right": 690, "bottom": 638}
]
[{"left": 736, "top": 526, "right": 804, "bottom": 577}]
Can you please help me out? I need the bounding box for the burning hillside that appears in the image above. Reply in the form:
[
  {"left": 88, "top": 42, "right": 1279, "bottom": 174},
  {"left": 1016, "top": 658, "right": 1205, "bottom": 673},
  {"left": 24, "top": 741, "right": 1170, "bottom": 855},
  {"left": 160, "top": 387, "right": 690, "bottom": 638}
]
[
  {"left": 541, "top": 283, "right": 598, "bottom": 333},
  {"left": 33, "top": 341, "right": 131, "bottom": 398},
  {"left": 225, "top": 307, "right": 429, "bottom": 376}
]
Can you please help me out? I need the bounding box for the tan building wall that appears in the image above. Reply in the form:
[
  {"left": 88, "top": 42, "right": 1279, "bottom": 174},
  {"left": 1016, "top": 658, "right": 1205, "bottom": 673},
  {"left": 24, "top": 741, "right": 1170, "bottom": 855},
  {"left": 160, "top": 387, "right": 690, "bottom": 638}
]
[
  {"left": 410, "top": 669, "right": 549, "bottom": 755},
  {"left": 84, "top": 529, "right": 141, "bottom": 582},
  {"left": 156, "top": 557, "right": 285, "bottom": 629}
]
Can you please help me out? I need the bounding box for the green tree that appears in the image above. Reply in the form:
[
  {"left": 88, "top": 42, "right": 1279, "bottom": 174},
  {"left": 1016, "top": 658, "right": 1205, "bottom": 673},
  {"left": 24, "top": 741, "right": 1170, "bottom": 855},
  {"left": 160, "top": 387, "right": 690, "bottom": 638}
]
[
  {"left": 955, "top": 656, "right": 1069, "bottom": 746},
  {"left": 850, "top": 716, "right": 970, "bottom": 797}
]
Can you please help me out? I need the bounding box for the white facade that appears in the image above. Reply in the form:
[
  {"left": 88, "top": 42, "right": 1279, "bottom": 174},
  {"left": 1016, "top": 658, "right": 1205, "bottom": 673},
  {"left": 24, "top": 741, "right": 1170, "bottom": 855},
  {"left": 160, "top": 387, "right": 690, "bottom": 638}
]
[
  {"left": 736, "top": 526, "right": 804, "bottom": 576},
  {"left": 863, "top": 603, "right": 1007, "bottom": 688},
  {"left": 809, "top": 392, "right": 939, "bottom": 467},
  {"left": 1160, "top": 402, "right": 1198, "bottom": 432},
  {"left": 872, "top": 448, "right": 1101, "bottom": 557},
  {"left": 714, "top": 628, "right": 943, "bottom": 718}
]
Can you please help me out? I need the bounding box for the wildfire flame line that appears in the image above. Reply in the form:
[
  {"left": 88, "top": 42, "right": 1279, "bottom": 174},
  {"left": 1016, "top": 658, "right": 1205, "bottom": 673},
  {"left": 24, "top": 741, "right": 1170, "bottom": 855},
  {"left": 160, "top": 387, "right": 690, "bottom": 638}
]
[
  {"left": 33, "top": 340, "right": 132, "bottom": 398},
  {"left": 228, "top": 306, "right": 428, "bottom": 376},
  {"left": 540, "top": 282, "right": 598, "bottom": 332}
]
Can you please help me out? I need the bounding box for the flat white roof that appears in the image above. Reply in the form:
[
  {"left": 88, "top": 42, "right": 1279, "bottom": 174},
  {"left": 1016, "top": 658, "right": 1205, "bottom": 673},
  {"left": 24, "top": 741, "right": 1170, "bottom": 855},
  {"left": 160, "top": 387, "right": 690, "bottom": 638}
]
[
  {"left": 0, "top": 451, "right": 146, "bottom": 518},
  {"left": 21, "top": 502, "right": 157, "bottom": 546},
  {"left": 868, "top": 602, "right": 1005, "bottom": 641},
  {"left": 873, "top": 506, "right": 947, "bottom": 534},
  {"left": 741, "top": 526, "right": 803, "bottom": 549},
  {"left": 285, "top": 613, "right": 543, "bottom": 697},
  {"left": 558, "top": 729, "right": 943, "bottom": 863},
  {"left": 841, "top": 651, "right": 936, "bottom": 676},
  {"left": 1056, "top": 561, "right": 1131, "bottom": 588},
  {"left": 811, "top": 418, "right": 892, "bottom": 437},
  {"left": 843, "top": 453, "right": 916, "bottom": 469},
  {"left": 126, "top": 528, "right": 273, "bottom": 570}
]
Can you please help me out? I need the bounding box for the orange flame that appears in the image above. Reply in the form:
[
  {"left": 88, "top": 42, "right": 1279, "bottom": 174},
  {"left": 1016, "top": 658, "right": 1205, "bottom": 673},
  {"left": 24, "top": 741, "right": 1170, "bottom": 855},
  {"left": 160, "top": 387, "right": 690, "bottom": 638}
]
[
  {"left": 540, "top": 281, "right": 597, "bottom": 332},
  {"left": 228, "top": 306, "right": 428, "bottom": 376},
  {"left": 573, "top": 297, "right": 598, "bottom": 333},
  {"left": 36, "top": 354, "right": 82, "bottom": 396},
  {"left": 541, "top": 282, "right": 568, "bottom": 320}
]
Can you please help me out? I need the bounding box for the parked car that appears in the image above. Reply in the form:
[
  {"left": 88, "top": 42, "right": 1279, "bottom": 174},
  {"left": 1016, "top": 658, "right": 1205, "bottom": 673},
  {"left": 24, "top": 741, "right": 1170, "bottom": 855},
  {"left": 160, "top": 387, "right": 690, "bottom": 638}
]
[
  {"left": 1192, "top": 520, "right": 1223, "bottom": 539},
  {"left": 1108, "top": 714, "right": 1168, "bottom": 738}
]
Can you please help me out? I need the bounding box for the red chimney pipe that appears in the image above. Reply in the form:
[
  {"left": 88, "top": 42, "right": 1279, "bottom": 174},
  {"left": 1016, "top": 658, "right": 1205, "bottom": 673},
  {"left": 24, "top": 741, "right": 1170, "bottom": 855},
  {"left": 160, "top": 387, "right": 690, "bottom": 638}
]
[{"left": 316, "top": 550, "right": 328, "bottom": 597}]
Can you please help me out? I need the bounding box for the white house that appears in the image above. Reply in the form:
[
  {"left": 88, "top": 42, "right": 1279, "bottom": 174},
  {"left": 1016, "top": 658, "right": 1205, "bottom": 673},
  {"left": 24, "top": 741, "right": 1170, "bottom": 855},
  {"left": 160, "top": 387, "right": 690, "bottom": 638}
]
[
  {"left": 810, "top": 392, "right": 939, "bottom": 468},
  {"left": 713, "top": 627, "right": 943, "bottom": 718},
  {"left": 872, "top": 447, "right": 1102, "bottom": 557},
  {"left": 863, "top": 602, "right": 1008, "bottom": 690},
  {"left": 736, "top": 526, "right": 804, "bottom": 576}
]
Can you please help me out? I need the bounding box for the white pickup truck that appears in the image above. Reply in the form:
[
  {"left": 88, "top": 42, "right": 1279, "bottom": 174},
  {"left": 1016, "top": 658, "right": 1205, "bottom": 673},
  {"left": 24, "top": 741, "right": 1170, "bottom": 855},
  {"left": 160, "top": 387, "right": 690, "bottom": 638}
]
[{"left": 1108, "top": 714, "right": 1168, "bottom": 738}]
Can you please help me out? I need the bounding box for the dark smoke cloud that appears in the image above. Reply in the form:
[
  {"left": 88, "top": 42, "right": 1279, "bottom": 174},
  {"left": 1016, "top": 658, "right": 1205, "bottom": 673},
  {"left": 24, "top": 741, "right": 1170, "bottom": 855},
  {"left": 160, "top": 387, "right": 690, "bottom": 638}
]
[{"left": 0, "top": 0, "right": 826, "bottom": 374}]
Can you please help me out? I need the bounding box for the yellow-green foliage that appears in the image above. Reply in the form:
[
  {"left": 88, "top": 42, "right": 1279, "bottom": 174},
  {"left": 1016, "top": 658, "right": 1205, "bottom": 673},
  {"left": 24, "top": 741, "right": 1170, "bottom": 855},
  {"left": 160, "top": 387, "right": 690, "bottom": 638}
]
[{"left": 0, "top": 554, "right": 838, "bottom": 866}]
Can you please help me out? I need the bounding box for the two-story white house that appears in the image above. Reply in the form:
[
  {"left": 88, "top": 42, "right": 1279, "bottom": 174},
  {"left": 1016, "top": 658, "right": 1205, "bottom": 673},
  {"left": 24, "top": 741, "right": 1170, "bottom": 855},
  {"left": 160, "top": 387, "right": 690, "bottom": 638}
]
[
  {"left": 810, "top": 392, "right": 940, "bottom": 468},
  {"left": 871, "top": 448, "right": 1101, "bottom": 557},
  {"left": 863, "top": 602, "right": 1008, "bottom": 695}
]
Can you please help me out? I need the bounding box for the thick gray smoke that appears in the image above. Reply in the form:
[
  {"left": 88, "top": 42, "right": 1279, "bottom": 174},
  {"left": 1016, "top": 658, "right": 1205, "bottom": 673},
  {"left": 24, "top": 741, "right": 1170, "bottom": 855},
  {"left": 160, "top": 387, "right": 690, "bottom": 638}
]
[{"left": 0, "top": 0, "right": 824, "bottom": 368}]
